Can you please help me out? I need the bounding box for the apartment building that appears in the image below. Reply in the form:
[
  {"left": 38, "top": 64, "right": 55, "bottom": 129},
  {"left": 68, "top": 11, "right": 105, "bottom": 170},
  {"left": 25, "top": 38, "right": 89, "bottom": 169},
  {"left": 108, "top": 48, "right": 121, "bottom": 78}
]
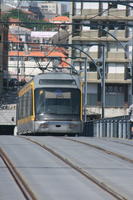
[
  {"left": 70, "top": 2, "right": 133, "bottom": 117},
  {"left": 37, "top": 1, "right": 58, "bottom": 18},
  {"left": 58, "top": 3, "right": 68, "bottom": 15},
  {"left": 37, "top": 1, "right": 68, "bottom": 17}
]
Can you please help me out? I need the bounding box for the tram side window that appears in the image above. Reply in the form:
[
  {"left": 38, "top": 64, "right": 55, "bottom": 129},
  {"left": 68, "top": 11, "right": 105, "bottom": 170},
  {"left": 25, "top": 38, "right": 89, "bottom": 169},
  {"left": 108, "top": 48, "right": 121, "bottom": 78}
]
[
  {"left": 24, "top": 92, "right": 28, "bottom": 118},
  {"left": 71, "top": 91, "right": 80, "bottom": 114},
  {"left": 19, "top": 96, "right": 24, "bottom": 119},
  {"left": 23, "top": 89, "right": 33, "bottom": 118},
  {"left": 29, "top": 89, "right": 33, "bottom": 116},
  {"left": 18, "top": 97, "right": 21, "bottom": 120},
  {"left": 23, "top": 93, "right": 26, "bottom": 118},
  {"left": 18, "top": 95, "right": 24, "bottom": 119},
  {"left": 18, "top": 89, "right": 33, "bottom": 119},
  {"left": 21, "top": 95, "right": 25, "bottom": 119},
  {"left": 20, "top": 97, "right": 23, "bottom": 119},
  {"left": 19, "top": 98, "right": 22, "bottom": 120},
  {"left": 27, "top": 91, "right": 31, "bottom": 116},
  {"left": 26, "top": 89, "right": 33, "bottom": 117}
]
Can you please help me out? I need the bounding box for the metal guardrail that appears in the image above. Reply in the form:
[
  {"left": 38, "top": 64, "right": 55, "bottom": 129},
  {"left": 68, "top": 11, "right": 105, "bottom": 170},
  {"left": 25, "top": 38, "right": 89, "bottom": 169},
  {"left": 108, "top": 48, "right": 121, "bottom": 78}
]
[{"left": 84, "top": 115, "right": 132, "bottom": 139}]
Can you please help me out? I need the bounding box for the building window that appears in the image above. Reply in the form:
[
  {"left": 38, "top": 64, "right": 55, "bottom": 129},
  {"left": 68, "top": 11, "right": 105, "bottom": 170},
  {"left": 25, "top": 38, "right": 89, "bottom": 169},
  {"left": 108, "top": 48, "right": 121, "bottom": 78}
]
[
  {"left": 105, "top": 84, "right": 127, "bottom": 107},
  {"left": 73, "top": 20, "right": 81, "bottom": 36},
  {"left": 106, "top": 84, "right": 124, "bottom": 94},
  {"left": 42, "top": 5, "right": 48, "bottom": 9},
  {"left": 89, "top": 62, "right": 97, "bottom": 72},
  {"left": 108, "top": 3, "right": 117, "bottom": 9},
  {"left": 98, "top": 25, "right": 107, "bottom": 37},
  {"left": 90, "top": 22, "right": 98, "bottom": 30}
]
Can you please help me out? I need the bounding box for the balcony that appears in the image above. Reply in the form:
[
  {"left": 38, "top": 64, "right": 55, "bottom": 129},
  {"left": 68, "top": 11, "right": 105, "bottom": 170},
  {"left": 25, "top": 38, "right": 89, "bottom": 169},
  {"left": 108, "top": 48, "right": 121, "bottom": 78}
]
[
  {"left": 108, "top": 9, "right": 126, "bottom": 17},
  {"left": 81, "top": 52, "right": 98, "bottom": 60},
  {"left": 72, "top": 30, "right": 129, "bottom": 42},
  {"left": 106, "top": 52, "right": 129, "bottom": 63},
  {"left": 73, "top": 30, "right": 98, "bottom": 41},
  {"left": 81, "top": 30, "right": 98, "bottom": 38},
  {"left": 74, "top": 9, "right": 126, "bottom": 18},
  {"left": 107, "top": 52, "right": 125, "bottom": 58},
  {"left": 106, "top": 73, "right": 130, "bottom": 83},
  {"left": 82, "top": 72, "right": 131, "bottom": 84},
  {"left": 82, "top": 9, "right": 98, "bottom": 16},
  {"left": 80, "top": 72, "right": 99, "bottom": 83},
  {"left": 72, "top": 9, "right": 133, "bottom": 21},
  {"left": 108, "top": 30, "right": 126, "bottom": 40}
]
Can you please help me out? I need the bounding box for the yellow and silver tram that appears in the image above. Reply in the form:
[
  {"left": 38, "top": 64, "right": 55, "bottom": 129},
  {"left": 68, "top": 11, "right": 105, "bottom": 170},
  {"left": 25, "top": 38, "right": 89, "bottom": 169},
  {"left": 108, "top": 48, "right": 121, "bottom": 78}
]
[{"left": 16, "top": 72, "right": 83, "bottom": 135}]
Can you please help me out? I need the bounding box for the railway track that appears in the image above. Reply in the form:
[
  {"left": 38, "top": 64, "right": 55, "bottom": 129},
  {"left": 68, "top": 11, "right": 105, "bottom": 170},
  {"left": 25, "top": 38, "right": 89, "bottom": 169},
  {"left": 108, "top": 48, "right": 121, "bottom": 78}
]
[
  {"left": 0, "top": 147, "right": 38, "bottom": 200},
  {"left": 21, "top": 136, "right": 127, "bottom": 200},
  {"left": 63, "top": 137, "right": 133, "bottom": 164},
  {"left": 94, "top": 137, "right": 133, "bottom": 147},
  {"left": 103, "top": 138, "right": 133, "bottom": 147}
]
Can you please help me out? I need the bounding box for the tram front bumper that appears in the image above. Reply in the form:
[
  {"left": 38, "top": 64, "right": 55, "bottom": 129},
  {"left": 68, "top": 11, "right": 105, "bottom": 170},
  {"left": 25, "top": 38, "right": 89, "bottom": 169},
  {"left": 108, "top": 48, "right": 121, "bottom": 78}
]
[{"left": 35, "top": 121, "right": 83, "bottom": 134}]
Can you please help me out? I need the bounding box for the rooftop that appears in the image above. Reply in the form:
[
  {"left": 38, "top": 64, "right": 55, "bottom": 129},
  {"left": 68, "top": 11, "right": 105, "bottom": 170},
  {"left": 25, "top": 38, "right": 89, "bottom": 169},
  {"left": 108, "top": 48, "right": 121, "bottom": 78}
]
[
  {"left": 8, "top": 33, "right": 21, "bottom": 43},
  {"left": 51, "top": 16, "right": 70, "bottom": 23}
]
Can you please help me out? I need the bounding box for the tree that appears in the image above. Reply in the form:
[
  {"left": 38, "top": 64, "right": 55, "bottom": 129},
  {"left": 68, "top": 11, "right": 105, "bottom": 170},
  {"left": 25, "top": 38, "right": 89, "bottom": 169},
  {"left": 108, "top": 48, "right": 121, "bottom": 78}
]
[{"left": 2, "top": 9, "right": 54, "bottom": 31}]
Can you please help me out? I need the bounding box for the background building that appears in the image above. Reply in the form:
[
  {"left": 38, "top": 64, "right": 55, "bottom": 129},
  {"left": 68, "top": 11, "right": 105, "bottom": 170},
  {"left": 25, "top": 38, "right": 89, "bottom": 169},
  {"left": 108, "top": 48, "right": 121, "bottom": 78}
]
[
  {"left": 0, "top": 1, "right": 8, "bottom": 93},
  {"left": 70, "top": 2, "right": 132, "bottom": 117},
  {"left": 36, "top": 1, "right": 68, "bottom": 18},
  {"left": 0, "top": 3, "right": 2, "bottom": 93},
  {"left": 58, "top": 2, "right": 68, "bottom": 15}
]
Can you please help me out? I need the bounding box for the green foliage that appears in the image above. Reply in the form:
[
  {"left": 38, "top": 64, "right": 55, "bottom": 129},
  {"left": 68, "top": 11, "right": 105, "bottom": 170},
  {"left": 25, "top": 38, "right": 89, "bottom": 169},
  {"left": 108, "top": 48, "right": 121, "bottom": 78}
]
[
  {"left": 1, "top": 13, "right": 9, "bottom": 22},
  {"left": 2, "top": 9, "right": 55, "bottom": 31},
  {"left": 63, "top": 12, "right": 70, "bottom": 17}
]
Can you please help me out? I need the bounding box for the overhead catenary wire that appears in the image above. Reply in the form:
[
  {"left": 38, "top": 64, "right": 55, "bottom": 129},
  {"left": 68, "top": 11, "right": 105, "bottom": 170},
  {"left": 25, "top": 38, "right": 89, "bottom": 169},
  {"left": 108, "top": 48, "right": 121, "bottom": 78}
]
[
  {"left": 0, "top": 0, "right": 132, "bottom": 125},
  {"left": 1, "top": 2, "right": 132, "bottom": 76}
]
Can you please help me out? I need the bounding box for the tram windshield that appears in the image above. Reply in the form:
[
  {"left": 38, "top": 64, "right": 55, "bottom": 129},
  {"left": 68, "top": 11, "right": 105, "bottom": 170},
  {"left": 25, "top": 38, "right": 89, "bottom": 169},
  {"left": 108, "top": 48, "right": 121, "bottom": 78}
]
[{"left": 35, "top": 88, "right": 80, "bottom": 118}]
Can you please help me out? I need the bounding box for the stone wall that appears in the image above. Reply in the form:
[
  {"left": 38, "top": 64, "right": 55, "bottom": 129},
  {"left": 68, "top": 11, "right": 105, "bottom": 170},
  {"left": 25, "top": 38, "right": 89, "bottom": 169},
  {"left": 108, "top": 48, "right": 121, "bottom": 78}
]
[{"left": 0, "top": 109, "right": 16, "bottom": 125}]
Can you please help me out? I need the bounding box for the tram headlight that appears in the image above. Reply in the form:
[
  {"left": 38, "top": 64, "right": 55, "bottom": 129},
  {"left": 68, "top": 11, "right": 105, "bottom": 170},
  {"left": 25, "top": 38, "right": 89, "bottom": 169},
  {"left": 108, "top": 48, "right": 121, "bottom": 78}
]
[{"left": 40, "top": 123, "right": 48, "bottom": 128}]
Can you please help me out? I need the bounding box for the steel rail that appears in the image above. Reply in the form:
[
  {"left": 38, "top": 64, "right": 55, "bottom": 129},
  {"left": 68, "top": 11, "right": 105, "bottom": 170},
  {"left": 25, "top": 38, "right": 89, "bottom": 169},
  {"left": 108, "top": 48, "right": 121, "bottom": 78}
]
[
  {"left": 21, "top": 136, "right": 127, "bottom": 200},
  {"left": 104, "top": 139, "right": 133, "bottom": 148},
  {"left": 0, "top": 147, "right": 38, "bottom": 200},
  {"left": 63, "top": 137, "right": 133, "bottom": 164},
  {"left": 96, "top": 137, "right": 133, "bottom": 147}
]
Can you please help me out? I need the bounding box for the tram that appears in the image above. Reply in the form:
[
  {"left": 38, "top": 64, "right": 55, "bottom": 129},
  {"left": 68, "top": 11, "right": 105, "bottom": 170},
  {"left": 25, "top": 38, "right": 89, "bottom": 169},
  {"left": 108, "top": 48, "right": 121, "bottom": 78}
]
[{"left": 15, "top": 72, "right": 83, "bottom": 135}]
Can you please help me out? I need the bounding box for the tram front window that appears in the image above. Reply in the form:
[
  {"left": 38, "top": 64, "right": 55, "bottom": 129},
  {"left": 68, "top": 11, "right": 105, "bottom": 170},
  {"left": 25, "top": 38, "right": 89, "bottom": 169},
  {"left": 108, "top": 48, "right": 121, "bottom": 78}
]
[{"left": 35, "top": 88, "right": 80, "bottom": 119}]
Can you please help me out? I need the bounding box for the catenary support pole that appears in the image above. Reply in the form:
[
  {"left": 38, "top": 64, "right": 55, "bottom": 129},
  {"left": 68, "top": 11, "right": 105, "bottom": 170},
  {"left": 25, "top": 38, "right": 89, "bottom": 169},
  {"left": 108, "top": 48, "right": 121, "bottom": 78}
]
[
  {"left": 132, "top": 30, "right": 133, "bottom": 102},
  {"left": 101, "top": 45, "right": 105, "bottom": 118},
  {"left": 84, "top": 58, "right": 88, "bottom": 122}
]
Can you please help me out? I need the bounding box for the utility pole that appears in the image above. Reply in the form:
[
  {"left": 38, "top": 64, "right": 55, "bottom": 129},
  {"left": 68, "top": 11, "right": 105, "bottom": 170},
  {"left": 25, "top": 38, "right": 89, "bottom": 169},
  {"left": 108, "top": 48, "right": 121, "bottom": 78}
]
[
  {"left": 84, "top": 58, "right": 88, "bottom": 122},
  {"left": 0, "top": 0, "right": 2, "bottom": 94},
  {"left": 101, "top": 45, "right": 105, "bottom": 118},
  {"left": 132, "top": 31, "right": 133, "bottom": 103},
  {"left": 17, "top": 0, "right": 21, "bottom": 84}
]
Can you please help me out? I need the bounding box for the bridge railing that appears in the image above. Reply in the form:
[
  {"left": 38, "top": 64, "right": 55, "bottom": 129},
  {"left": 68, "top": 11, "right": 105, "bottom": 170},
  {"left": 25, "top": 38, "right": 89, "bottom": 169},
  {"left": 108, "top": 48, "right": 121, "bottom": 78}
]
[{"left": 83, "top": 115, "right": 132, "bottom": 139}]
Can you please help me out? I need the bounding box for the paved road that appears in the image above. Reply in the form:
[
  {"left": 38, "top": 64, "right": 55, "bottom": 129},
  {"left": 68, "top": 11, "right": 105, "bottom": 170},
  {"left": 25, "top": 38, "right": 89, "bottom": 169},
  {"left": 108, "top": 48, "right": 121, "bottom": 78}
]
[
  {"left": 27, "top": 136, "right": 133, "bottom": 200},
  {"left": 0, "top": 136, "right": 117, "bottom": 200},
  {"left": 0, "top": 155, "right": 25, "bottom": 200}
]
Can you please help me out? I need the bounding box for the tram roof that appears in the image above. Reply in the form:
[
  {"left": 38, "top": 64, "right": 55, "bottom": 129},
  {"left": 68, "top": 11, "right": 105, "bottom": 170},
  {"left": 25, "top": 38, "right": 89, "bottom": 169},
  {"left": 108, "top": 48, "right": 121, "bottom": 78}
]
[
  {"left": 34, "top": 72, "right": 79, "bottom": 79},
  {"left": 33, "top": 72, "right": 81, "bottom": 89},
  {"left": 18, "top": 72, "right": 81, "bottom": 95}
]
